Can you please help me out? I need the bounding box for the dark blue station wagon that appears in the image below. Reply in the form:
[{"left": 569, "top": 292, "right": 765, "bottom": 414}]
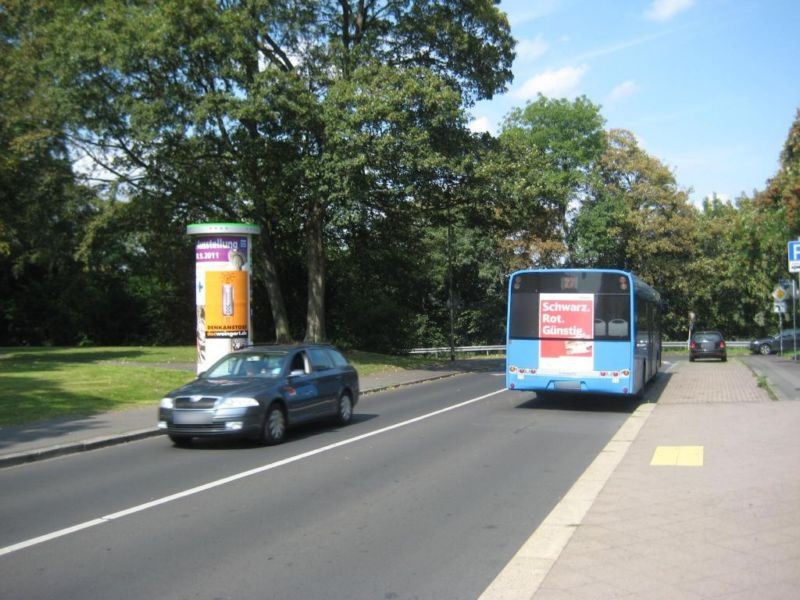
[{"left": 158, "top": 344, "right": 359, "bottom": 446}]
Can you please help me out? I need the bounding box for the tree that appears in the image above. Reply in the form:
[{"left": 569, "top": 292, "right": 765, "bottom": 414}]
[
  {"left": 0, "top": 2, "right": 109, "bottom": 345},
  {"left": 761, "top": 108, "right": 800, "bottom": 235},
  {"left": 22, "top": 0, "right": 514, "bottom": 343},
  {"left": 484, "top": 95, "right": 606, "bottom": 269},
  {"left": 571, "top": 129, "right": 697, "bottom": 337}
]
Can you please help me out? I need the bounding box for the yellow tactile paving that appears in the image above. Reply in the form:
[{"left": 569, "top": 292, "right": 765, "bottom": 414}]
[{"left": 650, "top": 445, "right": 704, "bottom": 466}]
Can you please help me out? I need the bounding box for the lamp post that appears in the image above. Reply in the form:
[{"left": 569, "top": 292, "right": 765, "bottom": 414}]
[{"left": 447, "top": 216, "right": 455, "bottom": 361}]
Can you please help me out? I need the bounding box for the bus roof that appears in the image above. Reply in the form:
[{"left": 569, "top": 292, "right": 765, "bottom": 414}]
[{"left": 510, "top": 268, "right": 661, "bottom": 303}]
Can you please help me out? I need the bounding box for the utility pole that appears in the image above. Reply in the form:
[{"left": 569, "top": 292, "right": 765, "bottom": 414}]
[{"left": 448, "top": 215, "right": 455, "bottom": 362}]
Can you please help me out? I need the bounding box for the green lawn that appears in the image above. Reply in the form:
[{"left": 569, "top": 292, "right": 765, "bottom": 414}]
[
  {"left": 663, "top": 345, "right": 750, "bottom": 356},
  {"left": 0, "top": 346, "right": 448, "bottom": 426}
]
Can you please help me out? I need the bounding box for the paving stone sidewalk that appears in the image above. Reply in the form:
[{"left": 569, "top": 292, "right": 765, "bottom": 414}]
[{"left": 531, "top": 359, "right": 800, "bottom": 599}]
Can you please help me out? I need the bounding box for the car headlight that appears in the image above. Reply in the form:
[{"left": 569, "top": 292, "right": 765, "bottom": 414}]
[
  {"left": 217, "top": 397, "right": 259, "bottom": 409},
  {"left": 160, "top": 397, "right": 174, "bottom": 409}
]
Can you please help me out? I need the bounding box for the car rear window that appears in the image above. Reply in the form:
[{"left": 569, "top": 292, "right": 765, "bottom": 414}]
[
  {"left": 693, "top": 332, "right": 722, "bottom": 342},
  {"left": 308, "top": 348, "right": 335, "bottom": 371},
  {"left": 326, "top": 349, "right": 350, "bottom": 367}
]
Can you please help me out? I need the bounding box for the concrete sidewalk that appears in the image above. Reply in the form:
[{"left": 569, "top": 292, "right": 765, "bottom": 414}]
[
  {"left": 0, "top": 360, "right": 493, "bottom": 469},
  {"left": 483, "top": 357, "right": 800, "bottom": 599}
]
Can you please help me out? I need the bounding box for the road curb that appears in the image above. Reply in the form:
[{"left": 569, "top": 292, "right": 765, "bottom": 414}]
[
  {"left": 478, "top": 402, "right": 655, "bottom": 600},
  {"left": 0, "top": 429, "right": 164, "bottom": 470},
  {"left": 360, "top": 372, "right": 461, "bottom": 395},
  {"left": 0, "top": 371, "right": 467, "bottom": 470}
]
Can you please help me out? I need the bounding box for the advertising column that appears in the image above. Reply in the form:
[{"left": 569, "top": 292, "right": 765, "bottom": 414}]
[{"left": 187, "top": 223, "right": 260, "bottom": 374}]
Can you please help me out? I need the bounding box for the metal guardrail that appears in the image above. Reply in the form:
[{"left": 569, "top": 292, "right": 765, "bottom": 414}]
[
  {"left": 410, "top": 341, "right": 752, "bottom": 355},
  {"left": 408, "top": 345, "right": 504, "bottom": 355},
  {"left": 662, "top": 341, "right": 750, "bottom": 349}
]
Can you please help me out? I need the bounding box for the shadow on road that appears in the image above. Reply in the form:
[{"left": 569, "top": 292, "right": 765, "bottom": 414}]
[
  {"left": 513, "top": 369, "right": 673, "bottom": 415},
  {"left": 171, "top": 413, "right": 381, "bottom": 451}
]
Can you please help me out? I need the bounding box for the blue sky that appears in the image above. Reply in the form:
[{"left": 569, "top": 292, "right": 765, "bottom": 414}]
[{"left": 470, "top": 0, "right": 800, "bottom": 204}]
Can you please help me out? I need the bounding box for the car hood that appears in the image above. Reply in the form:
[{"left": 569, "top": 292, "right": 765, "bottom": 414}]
[{"left": 167, "top": 378, "right": 278, "bottom": 398}]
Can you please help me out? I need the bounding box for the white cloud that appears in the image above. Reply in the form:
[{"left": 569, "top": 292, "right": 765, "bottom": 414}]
[
  {"left": 515, "top": 36, "right": 549, "bottom": 63},
  {"left": 645, "top": 0, "right": 695, "bottom": 21},
  {"left": 608, "top": 80, "right": 641, "bottom": 102},
  {"left": 469, "top": 116, "right": 494, "bottom": 134},
  {"left": 505, "top": 0, "right": 564, "bottom": 26},
  {"left": 512, "top": 65, "right": 588, "bottom": 100}
]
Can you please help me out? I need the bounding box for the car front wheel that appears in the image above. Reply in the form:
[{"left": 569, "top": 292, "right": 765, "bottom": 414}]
[
  {"left": 260, "top": 403, "right": 287, "bottom": 445},
  {"left": 759, "top": 344, "right": 772, "bottom": 355}
]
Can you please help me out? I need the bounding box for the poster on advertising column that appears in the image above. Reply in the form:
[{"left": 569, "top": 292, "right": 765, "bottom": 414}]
[
  {"left": 539, "top": 293, "right": 594, "bottom": 372},
  {"left": 204, "top": 270, "right": 249, "bottom": 338}
]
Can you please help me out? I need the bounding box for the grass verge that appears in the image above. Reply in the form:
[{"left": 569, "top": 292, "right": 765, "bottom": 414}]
[{"left": 0, "top": 346, "right": 449, "bottom": 426}]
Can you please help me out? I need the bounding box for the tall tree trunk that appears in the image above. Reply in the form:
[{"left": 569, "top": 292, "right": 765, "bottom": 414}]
[
  {"left": 257, "top": 228, "right": 292, "bottom": 343},
  {"left": 305, "top": 198, "right": 326, "bottom": 342}
]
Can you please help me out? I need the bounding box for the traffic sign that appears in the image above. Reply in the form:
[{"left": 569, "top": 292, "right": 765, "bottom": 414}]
[
  {"left": 789, "top": 240, "right": 800, "bottom": 273},
  {"left": 774, "top": 301, "right": 787, "bottom": 314}
]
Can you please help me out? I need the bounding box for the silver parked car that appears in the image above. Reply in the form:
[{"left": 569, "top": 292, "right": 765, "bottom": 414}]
[{"left": 158, "top": 344, "right": 359, "bottom": 447}]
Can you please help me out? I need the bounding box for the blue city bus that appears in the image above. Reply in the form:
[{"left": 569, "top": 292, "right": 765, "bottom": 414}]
[{"left": 506, "top": 269, "right": 661, "bottom": 396}]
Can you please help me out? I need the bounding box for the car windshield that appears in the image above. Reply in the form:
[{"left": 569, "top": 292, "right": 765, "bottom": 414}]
[{"left": 203, "top": 352, "right": 287, "bottom": 379}]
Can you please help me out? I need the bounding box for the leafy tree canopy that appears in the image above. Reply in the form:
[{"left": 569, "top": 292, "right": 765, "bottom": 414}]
[{"left": 12, "top": 0, "right": 514, "bottom": 343}]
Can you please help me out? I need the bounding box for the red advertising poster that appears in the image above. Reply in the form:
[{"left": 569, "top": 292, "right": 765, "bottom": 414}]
[{"left": 539, "top": 293, "right": 595, "bottom": 371}]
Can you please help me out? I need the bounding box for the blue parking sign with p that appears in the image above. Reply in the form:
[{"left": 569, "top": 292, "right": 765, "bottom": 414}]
[{"left": 789, "top": 241, "right": 800, "bottom": 273}]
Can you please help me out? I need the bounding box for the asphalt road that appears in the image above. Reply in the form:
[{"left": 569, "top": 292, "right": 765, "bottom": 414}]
[{"left": 0, "top": 371, "right": 641, "bottom": 600}]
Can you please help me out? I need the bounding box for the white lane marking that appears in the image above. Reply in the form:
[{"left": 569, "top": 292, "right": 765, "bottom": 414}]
[{"left": 0, "top": 388, "right": 507, "bottom": 558}]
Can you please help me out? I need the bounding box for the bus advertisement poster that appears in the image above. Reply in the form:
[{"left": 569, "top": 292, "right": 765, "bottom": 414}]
[{"left": 539, "top": 293, "right": 594, "bottom": 370}]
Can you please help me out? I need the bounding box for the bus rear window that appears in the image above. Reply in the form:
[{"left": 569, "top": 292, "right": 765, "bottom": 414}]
[{"left": 509, "top": 272, "right": 631, "bottom": 340}]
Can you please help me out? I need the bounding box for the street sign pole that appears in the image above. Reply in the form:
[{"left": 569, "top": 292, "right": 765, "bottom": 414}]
[
  {"left": 786, "top": 240, "right": 800, "bottom": 359},
  {"left": 792, "top": 275, "right": 800, "bottom": 360}
]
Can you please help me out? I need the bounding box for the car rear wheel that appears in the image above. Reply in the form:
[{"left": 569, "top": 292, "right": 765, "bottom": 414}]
[
  {"left": 759, "top": 344, "right": 772, "bottom": 355},
  {"left": 260, "top": 403, "right": 287, "bottom": 445},
  {"left": 336, "top": 392, "right": 353, "bottom": 425}
]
